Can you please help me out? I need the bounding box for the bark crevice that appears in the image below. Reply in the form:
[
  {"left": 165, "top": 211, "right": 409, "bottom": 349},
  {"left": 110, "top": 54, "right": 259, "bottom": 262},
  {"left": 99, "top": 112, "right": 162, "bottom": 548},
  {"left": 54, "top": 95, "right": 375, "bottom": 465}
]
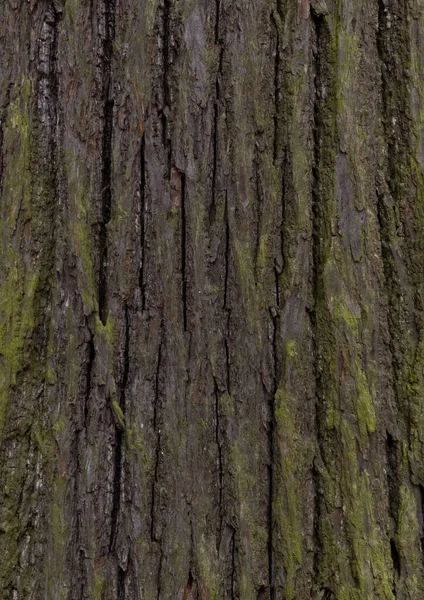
[
  {"left": 210, "top": 7, "right": 224, "bottom": 224},
  {"left": 214, "top": 377, "right": 224, "bottom": 539},
  {"left": 151, "top": 330, "right": 164, "bottom": 543},
  {"left": 99, "top": 0, "right": 116, "bottom": 324},
  {"left": 139, "top": 133, "right": 147, "bottom": 311},
  {"left": 181, "top": 170, "right": 187, "bottom": 331}
]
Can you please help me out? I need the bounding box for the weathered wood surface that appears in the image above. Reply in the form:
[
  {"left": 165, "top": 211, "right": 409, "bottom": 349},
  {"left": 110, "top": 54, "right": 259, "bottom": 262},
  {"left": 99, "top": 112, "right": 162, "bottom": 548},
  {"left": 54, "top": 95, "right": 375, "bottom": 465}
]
[{"left": 1, "top": 0, "right": 424, "bottom": 598}]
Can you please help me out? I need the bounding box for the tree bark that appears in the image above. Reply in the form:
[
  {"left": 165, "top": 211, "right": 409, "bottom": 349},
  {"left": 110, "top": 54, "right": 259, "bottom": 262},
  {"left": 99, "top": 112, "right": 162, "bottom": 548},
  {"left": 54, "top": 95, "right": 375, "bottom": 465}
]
[{"left": 1, "top": 0, "right": 424, "bottom": 598}]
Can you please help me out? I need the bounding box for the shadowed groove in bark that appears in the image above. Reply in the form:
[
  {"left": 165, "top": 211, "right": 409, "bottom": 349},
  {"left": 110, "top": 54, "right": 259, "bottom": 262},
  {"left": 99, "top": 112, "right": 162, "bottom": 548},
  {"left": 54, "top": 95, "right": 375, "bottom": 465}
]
[
  {"left": 271, "top": 12, "right": 281, "bottom": 165},
  {"left": 268, "top": 307, "right": 278, "bottom": 600},
  {"left": 151, "top": 327, "right": 164, "bottom": 543},
  {"left": 0, "top": 119, "right": 4, "bottom": 202},
  {"left": 109, "top": 305, "right": 130, "bottom": 554},
  {"left": 118, "top": 566, "right": 126, "bottom": 600},
  {"left": 231, "top": 526, "right": 236, "bottom": 600},
  {"left": 139, "top": 133, "right": 147, "bottom": 310},
  {"left": 386, "top": 432, "right": 401, "bottom": 591},
  {"left": 214, "top": 377, "right": 224, "bottom": 538},
  {"left": 182, "top": 572, "right": 194, "bottom": 600},
  {"left": 309, "top": 6, "right": 332, "bottom": 592},
  {"left": 160, "top": 0, "right": 172, "bottom": 174},
  {"left": 99, "top": 0, "right": 116, "bottom": 325},
  {"left": 210, "top": 1, "right": 224, "bottom": 224},
  {"left": 181, "top": 170, "right": 187, "bottom": 331},
  {"left": 375, "top": 4, "right": 415, "bottom": 587},
  {"left": 254, "top": 143, "right": 262, "bottom": 274},
  {"left": 419, "top": 485, "right": 424, "bottom": 554},
  {"left": 0, "top": 84, "right": 11, "bottom": 202},
  {"left": 223, "top": 191, "right": 230, "bottom": 311},
  {"left": 84, "top": 329, "right": 95, "bottom": 429}
]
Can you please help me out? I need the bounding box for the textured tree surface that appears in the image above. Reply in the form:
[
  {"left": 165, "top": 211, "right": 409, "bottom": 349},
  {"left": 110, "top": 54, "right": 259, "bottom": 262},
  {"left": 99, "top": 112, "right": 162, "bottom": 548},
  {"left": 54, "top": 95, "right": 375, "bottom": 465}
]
[{"left": 1, "top": 0, "right": 424, "bottom": 598}]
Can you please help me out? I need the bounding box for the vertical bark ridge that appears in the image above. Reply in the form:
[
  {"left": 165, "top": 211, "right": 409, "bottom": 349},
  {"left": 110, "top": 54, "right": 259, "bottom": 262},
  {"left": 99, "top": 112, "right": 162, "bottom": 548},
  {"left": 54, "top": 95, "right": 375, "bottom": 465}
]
[{"left": 376, "top": 0, "right": 424, "bottom": 591}]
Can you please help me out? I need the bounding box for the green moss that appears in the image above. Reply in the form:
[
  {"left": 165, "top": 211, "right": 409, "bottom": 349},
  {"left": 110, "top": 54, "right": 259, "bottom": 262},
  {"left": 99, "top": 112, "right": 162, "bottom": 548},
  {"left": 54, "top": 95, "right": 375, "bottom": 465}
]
[
  {"left": 90, "top": 571, "right": 104, "bottom": 600},
  {"left": 111, "top": 399, "right": 125, "bottom": 429},
  {"left": 234, "top": 239, "right": 261, "bottom": 333},
  {"left": 354, "top": 365, "right": 376, "bottom": 440},
  {"left": 274, "top": 386, "right": 303, "bottom": 598}
]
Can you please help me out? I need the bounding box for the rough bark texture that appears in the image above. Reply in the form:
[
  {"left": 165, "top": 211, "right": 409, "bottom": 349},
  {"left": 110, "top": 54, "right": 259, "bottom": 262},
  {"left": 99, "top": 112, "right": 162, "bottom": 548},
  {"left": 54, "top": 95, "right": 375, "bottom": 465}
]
[{"left": 1, "top": 0, "right": 424, "bottom": 598}]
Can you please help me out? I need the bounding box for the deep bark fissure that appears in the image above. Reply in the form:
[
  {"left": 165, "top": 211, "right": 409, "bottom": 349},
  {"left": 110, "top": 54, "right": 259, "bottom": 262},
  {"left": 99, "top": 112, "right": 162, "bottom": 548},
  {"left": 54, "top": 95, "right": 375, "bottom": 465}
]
[
  {"left": 109, "top": 421, "right": 123, "bottom": 556},
  {"left": 84, "top": 331, "right": 95, "bottom": 429},
  {"left": 230, "top": 526, "right": 236, "bottom": 600},
  {"left": 139, "top": 134, "right": 147, "bottom": 310},
  {"left": 0, "top": 118, "right": 5, "bottom": 202},
  {"left": 109, "top": 305, "right": 130, "bottom": 554},
  {"left": 182, "top": 572, "right": 194, "bottom": 600},
  {"left": 151, "top": 332, "right": 164, "bottom": 542},
  {"left": 223, "top": 191, "right": 230, "bottom": 311},
  {"left": 271, "top": 12, "right": 280, "bottom": 164},
  {"left": 210, "top": 11, "right": 224, "bottom": 224},
  {"left": 74, "top": 323, "right": 95, "bottom": 597},
  {"left": 0, "top": 83, "right": 12, "bottom": 203},
  {"left": 309, "top": 8, "right": 330, "bottom": 589},
  {"left": 181, "top": 171, "right": 188, "bottom": 331},
  {"left": 254, "top": 144, "right": 262, "bottom": 275},
  {"left": 386, "top": 431, "right": 400, "bottom": 591},
  {"left": 386, "top": 431, "right": 399, "bottom": 526},
  {"left": 117, "top": 566, "right": 126, "bottom": 600},
  {"left": 224, "top": 333, "right": 231, "bottom": 395},
  {"left": 375, "top": 8, "right": 414, "bottom": 588},
  {"left": 214, "top": 377, "right": 224, "bottom": 538},
  {"left": 99, "top": 0, "right": 116, "bottom": 325},
  {"left": 268, "top": 309, "right": 278, "bottom": 600},
  {"left": 161, "top": 0, "right": 172, "bottom": 174},
  {"left": 419, "top": 485, "right": 424, "bottom": 554}
]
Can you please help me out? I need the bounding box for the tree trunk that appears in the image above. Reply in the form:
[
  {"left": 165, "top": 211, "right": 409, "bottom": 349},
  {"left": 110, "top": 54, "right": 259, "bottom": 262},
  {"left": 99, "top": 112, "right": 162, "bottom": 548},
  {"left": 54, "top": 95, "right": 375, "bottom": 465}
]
[{"left": 1, "top": 0, "right": 424, "bottom": 598}]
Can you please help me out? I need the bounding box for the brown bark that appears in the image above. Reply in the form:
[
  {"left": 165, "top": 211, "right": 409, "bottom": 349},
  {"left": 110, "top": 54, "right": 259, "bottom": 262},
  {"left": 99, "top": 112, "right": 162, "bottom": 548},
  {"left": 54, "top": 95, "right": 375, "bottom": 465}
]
[{"left": 1, "top": 0, "right": 424, "bottom": 599}]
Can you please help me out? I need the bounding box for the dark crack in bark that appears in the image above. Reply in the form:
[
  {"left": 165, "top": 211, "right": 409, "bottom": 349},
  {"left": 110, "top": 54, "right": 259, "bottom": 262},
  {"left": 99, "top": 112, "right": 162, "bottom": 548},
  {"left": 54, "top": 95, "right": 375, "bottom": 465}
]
[
  {"left": 139, "top": 133, "right": 147, "bottom": 311},
  {"left": 151, "top": 330, "right": 164, "bottom": 543},
  {"left": 109, "top": 305, "right": 130, "bottom": 554},
  {"left": 117, "top": 566, "right": 126, "bottom": 600},
  {"left": 309, "top": 6, "right": 330, "bottom": 592},
  {"left": 268, "top": 306, "right": 278, "bottom": 600},
  {"left": 271, "top": 12, "right": 281, "bottom": 165},
  {"left": 182, "top": 571, "right": 194, "bottom": 600},
  {"left": 210, "top": 6, "right": 224, "bottom": 224},
  {"left": 161, "top": 0, "right": 172, "bottom": 175},
  {"left": 231, "top": 526, "right": 236, "bottom": 600},
  {"left": 181, "top": 170, "right": 187, "bottom": 331},
  {"left": 214, "top": 377, "right": 224, "bottom": 539},
  {"left": 99, "top": 0, "right": 116, "bottom": 324}
]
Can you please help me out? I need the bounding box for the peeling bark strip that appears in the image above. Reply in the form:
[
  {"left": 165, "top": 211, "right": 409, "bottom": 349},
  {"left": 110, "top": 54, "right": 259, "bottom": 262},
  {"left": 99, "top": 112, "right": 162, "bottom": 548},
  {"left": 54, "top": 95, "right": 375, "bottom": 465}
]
[{"left": 99, "top": 0, "right": 116, "bottom": 324}]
